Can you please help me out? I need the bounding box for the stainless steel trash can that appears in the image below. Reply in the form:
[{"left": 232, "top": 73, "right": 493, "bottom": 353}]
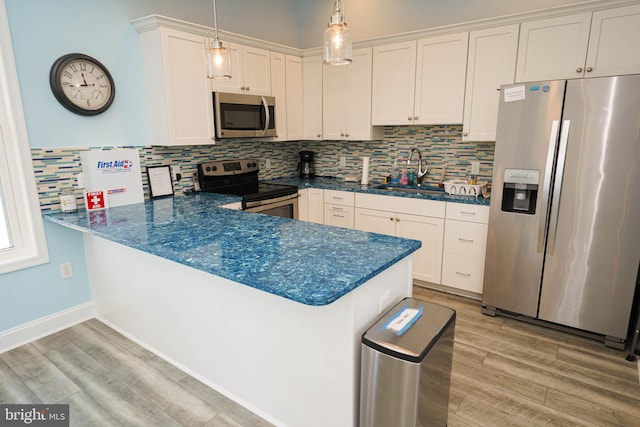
[{"left": 360, "top": 297, "right": 455, "bottom": 427}]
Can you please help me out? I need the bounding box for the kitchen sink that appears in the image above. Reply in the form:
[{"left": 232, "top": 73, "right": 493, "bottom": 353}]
[{"left": 374, "top": 185, "right": 445, "bottom": 196}]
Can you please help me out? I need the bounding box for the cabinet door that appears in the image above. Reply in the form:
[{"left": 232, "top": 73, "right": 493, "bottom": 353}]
[
  {"left": 324, "top": 204, "right": 354, "bottom": 229},
  {"left": 414, "top": 32, "right": 468, "bottom": 124},
  {"left": 303, "top": 55, "right": 323, "bottom": 140},
  {"left": 463, "top": 24, "right": 519, "bottom": 142},
  {"left": 160, "top": 28, "right": 214, "bottom": 146},
  {"left": 354, "top": 208, "right": 396, "bottom": 236},
  {"left": 515, "top": 13, "right": 592, "bottom": 82},
  {"left": 585, "top": 4, "right": 640, "bottom": 78},
  {"left": 270, "top": 52, "right": 287, "bottom": 141},
  {"left": 242, "top": 46, "right": 271, "bottom": 95},
  {"left": 347, "top": 48, "right": 380, "bottom": 140},
  {"left": 210, "top": 42, "right": 243, "bottom": 94},
  {"left": 323, "top": 59, "right": 348, "bottom": 140},
  {"left": 297, "top": 189, "right": 309, "bottom": 221},
  {"left": 308, "top": 188, "right": 324, "bottom": 224},
  {"left": 371, "top": 41, "right": 417, "bottom": 125},
  {"left": 285, "top": 55, "right": 304, "bottom": 140},
  {"left": 395, "top": 213, "right": 444, "bottom": 284}
]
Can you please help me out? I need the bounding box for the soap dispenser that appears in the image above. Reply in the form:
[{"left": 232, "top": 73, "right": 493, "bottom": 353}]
[{"left": 391, "top": 159, "right": 399, "bottom": 183}]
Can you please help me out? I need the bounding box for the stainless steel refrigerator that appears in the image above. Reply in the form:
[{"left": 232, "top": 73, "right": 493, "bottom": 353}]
[{"left": 482, "top": 75, "right": 640, "bottom": 348}]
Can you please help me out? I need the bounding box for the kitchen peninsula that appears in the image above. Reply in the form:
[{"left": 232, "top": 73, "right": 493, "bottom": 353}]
[{"left": 45, "top": 192, "right": 421, "bottom": 427}]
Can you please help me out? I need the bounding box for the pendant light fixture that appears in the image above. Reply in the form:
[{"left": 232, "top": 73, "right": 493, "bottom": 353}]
[
  {"left": 206, "top": 0, "right": 231, "bottom": 79},
  {"left": 323, "top": 0, "right": 352, "bottom": 65}
]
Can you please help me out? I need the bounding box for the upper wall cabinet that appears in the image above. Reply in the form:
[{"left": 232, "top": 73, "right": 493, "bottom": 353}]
[
  {"left": 371, "top": 32, "right": 468, "bottom": 126},
  {"left": 516, "top": 4, "right": 640, "bottom": 82},
  {"left": 323, "top": 48, "right": 383, "bottom": 141},
  {"left": 462, "top": 24, "right": 519, "bottom": 142},
  {"left": 270, "top": 53, "right": 303, "bottom": 141},
  {"left": 303, "top": 55, "right": 323, "bottom": 140},
  {"left": 210, "top": 43, "right": 271, "bottom": 96},
  {"left": 137, "top": 26, "right": 215, "bottom": 146}
]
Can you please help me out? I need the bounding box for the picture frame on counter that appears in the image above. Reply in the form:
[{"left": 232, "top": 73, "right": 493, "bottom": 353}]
[{"left": 147, "top": 165, "right": 174, "bottom": 198}]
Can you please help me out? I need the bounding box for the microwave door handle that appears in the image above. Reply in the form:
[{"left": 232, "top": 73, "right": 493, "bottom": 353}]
[{"left": 261, "top": 96, "right": 270, "bottom": 136}]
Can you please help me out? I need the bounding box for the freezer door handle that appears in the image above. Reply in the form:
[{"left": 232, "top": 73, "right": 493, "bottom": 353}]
[
  {"left": 546, "top": 120, "right": 571, "bottom": 255},
  {"left": 538, "top": 120, "right": 561, "bottom": 253}
]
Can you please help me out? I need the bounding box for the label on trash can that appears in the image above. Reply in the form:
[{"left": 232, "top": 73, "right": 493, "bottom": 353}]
[{"left": 381, "top": 305, "right": 423, "bottom": 336}]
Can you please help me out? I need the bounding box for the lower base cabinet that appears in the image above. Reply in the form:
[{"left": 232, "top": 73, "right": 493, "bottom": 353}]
[
  {"left": 298, "top": 189, "right": 324, "bottom": 223},
  {"left": 441, "top": 203, "right": 489, "bottom": 294},
  {"left": 354, "top": 194, "right": 445, "bottom": 284}
]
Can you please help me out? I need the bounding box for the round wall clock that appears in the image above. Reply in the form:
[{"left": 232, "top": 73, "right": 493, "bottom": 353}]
[{"left": 49, "top": 53, "right": 115, "bottom": 116}]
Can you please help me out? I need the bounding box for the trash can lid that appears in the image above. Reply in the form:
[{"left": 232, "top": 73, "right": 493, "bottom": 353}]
[{"left": 362, "top": 297, "right": 456, "bottom": 363}]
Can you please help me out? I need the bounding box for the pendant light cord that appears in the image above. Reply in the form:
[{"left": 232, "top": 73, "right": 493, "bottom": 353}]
[{"left": 213, "top": 0, "right": 220, "bottom": 41}]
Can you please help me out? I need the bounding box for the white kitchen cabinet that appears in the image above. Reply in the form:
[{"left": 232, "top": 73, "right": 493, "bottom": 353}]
[
  {"left": 324, "top": 190, "right": 355, "bottom": 229},
  {"left": 584, "top": 4, "right": 640, "bottom": 78},
  {"left": 372, "top": 33, "right": 468, "bottom": 126},
  {"left": 463, "top": 24, "right": 519, "bottom": 142},
  {"left": 414, "top": 33, "right": 468, "bottom": 124},
  {"left": 136, "top": 26, "right": 215, "bottom": 146},
  {"left": 516, "top": 5, "right": 640, "bottom": 82},
  {"left": 323, "top": 48, "right": 382, "bottom": 141},
  {"left": 515, "top": 13, "right": 592, "bottom": 82},
  {"left": 285, "top": 55, "right": 304, "bottom": 140},
  {"left": 298, "top": 188, "right": 324, "bottom": 223},
  {"left": 303, "top": 55, "right": 323, "bottom": 140},
  {"left": 441, "top": 203, "right": 489, "bottom": 295},
  {"left": 371, "top": 41, "right": 416, "bottom": 126},
  {"left": 210, "top": 43, "right": 271, "bottom": 96},
  {"left": 355, "top": 193, "right": 445, "bottom": 284},
  {"left": 270, "top": 52, "right": 288, "bottom": 141}
]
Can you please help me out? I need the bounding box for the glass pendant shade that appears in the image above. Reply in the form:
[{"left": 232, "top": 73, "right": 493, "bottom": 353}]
[
  {"left": 323, "top": 0, "right": 352, "bottom": 65},
  {"left": 206, "top": 38, "right": 231, "bottom": 79}
]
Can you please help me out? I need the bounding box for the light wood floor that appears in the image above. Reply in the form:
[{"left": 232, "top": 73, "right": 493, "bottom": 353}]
[{"left": 1, "top": 286, "right": 639, "bottom": 426}]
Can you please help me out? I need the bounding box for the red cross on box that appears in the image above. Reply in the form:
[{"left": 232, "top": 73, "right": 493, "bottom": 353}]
[{"left": 85, "top": 190, "right": 107, "bottom": 211}]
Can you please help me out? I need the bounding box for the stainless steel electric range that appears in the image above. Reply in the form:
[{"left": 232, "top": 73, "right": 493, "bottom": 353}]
[{"left": 197, "top": 160, "right": 299, "bottom": 219}]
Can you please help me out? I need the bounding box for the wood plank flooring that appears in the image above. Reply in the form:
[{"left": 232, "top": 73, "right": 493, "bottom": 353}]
[{"left": 1, "top": 286, "right": 639, "bottom": 426}]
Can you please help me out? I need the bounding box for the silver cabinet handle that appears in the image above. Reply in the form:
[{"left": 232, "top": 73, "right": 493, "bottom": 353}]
[
  {"left": 456, "top": 271, "right": 471, "bottom": 277},
  {"left": 389, "top": 217, "right": 394, "bottom": 221},
  {"left": 538, "top": 120, "right": 560, "bottom": 253},
  {"left": 586, "top": 67, "right": 593, "bottom": 72},
  {"left": 395, "top": 218, "right": 400, "bottom": 222},
  {"left": 576, "top": 67, "right": 583, "bottom": 73},
  {"left": 333, "top": 214, "right": 345, "bottom": 218},
  {"left": 413, "top": 115, "right": 419, "bottom": 120},
  {"left": 547, "top": 120, "right": 571, "bottom": 255},
  {"left": 460, "top": 211, "right": 476, "bottom": 216},
  {"left": 345, "top": 133, "right": 349, "bottom": 137},
  {"left": 331, "top": 206, "right": 343, "bottom": 211},
  {"left": 316, "top": 133, "right": 321, "bottom": 138},
  {"left": 458, "top": 237, "right": 474, "bottom": 243},
  {"left": 463, "top": 131, "right": 468, "bottom": 136},
  {"left": 408, "top": 116, "right": 412, "bottom": 121}
]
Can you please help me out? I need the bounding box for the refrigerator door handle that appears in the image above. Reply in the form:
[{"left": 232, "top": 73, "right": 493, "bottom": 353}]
[
  {"left": 538, "top": 120, "right": 561, "bottom": 253},
  {"left": 546, "top": 120, "right": 571, "bottom": 255}
]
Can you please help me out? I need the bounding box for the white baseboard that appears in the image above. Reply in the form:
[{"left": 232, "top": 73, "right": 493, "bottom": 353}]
[{"left": 0, "top": 302, "right": 95, "bottom": 354}]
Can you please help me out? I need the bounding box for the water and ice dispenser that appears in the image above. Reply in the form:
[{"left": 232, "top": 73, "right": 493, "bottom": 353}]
[{"left": 501, "top": 169, "right": 539, "bottom": 215}]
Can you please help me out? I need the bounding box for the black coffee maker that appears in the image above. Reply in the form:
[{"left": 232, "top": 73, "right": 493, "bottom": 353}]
[{"left": 297, "top": 151, "right": 315, "bottom": 178}]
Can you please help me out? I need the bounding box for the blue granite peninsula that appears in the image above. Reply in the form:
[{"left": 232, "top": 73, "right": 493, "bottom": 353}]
[{"left": 45, "top": 192, "right": 420, "bottom": 427}]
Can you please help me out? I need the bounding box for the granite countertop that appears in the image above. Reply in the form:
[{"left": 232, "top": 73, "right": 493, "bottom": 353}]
[
  {"left": 270, "top": 176, "right": 491, "bottom": 206},
  {"left": 45, "top": 193, "right": 421, "bottom": 307}
]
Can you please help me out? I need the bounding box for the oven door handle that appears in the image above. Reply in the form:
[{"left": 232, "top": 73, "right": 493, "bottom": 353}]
[
  {"left": 261, "top": 96, "right": 270, "bottom": 136},
  {"left": 243, "top": 193, "right": 298, "bottom": 209}
]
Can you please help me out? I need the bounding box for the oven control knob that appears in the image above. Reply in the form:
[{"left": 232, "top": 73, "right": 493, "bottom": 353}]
[
  {"left": 212, "top": 166, "right": 218, "bottom": 171},
  {"left": 205, "top": 166, "right": 211, "bottom": 172},
  {"left": 252, "top": 162, "right": 257, "bottom": 168}
]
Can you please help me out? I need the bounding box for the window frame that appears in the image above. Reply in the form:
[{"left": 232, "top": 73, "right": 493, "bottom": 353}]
[{"left": 0, "top": 0, "right": 49, "bottom": 274}]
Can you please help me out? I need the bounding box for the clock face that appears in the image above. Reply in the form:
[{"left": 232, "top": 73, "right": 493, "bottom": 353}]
[{"left": 50, "top": 53, "right": 115, "bottom": 116}]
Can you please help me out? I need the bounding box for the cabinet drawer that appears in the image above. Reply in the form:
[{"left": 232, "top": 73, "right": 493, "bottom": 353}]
[
  {"left": 324, "top": 190, "right": 355, "bottom": 206},
  {"left": 445, "top": 202, "right": 489, "bottom": 223},
  {"left": 444, "top": 219, "right": 487, "bottom": 257},
  {"left": 442, "top": 253, "right": 485, "bottom": 294},
  {"left": 324, "top": 204, "right": 354, "bottom": 229}
]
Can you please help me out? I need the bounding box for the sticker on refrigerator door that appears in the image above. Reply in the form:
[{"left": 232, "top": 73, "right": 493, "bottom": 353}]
[{"left": 504, "top": 85, "right": 526, "bottom": 102}]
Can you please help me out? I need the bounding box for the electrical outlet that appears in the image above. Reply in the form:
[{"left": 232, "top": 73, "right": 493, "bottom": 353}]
[
  {"left": 265, "top": 158, "right": 272, "bottom": 170},
  {"left": 60, "top": 262, "right": 74, "bottom": 279},
  {"left": 75, "top": 173, "right": 85, "bottom": 189},
  {"left": 470, "top": 161, "right": 480, "bottom": 175},
  {"left": 340, "top": 156, "right": 346, "bottom": 167}
]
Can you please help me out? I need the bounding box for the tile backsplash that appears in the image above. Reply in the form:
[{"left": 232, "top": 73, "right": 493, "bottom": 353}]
[{"left": 32, "top": 125, "right": 494, "bottom": 211}]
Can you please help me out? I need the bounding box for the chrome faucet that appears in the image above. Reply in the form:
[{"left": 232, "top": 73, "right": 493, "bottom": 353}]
[{"left": 408, "top": 148, "right": 428, "bottom": 185}]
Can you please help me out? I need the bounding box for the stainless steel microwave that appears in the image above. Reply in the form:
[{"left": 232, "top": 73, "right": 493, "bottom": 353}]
[{"left": 213, "top": 92, "right": 276, "bottom": 139}]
